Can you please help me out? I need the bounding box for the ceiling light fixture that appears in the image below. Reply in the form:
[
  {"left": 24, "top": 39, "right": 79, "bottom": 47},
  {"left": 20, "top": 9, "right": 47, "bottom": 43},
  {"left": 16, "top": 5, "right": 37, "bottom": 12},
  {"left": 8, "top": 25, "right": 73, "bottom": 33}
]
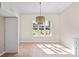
[{"left": 36, "top": 2, "right": 45, "bottom": 24}]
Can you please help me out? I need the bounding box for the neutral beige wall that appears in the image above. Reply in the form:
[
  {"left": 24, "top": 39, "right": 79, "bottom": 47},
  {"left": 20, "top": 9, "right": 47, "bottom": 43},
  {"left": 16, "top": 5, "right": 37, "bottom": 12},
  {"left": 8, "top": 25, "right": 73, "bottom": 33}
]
[
  {"left": 0, "top": 16, "right": 4, "bottom": 53},
  {"left": 60, "top": 2, "right": 79, "bottom": 54},
  {"left": 20, "top": 14, "right": 61, "bottom": 42}
]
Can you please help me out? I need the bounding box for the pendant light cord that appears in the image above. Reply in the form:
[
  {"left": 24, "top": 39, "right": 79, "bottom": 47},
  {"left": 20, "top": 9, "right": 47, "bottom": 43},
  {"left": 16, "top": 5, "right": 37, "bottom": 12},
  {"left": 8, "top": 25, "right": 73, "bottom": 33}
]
[
  {"left": 40, "top": 2, "right": 41, "bottom": 16},
  {"left": 10, "top": 2, "right": 11, "bottom": 10}
]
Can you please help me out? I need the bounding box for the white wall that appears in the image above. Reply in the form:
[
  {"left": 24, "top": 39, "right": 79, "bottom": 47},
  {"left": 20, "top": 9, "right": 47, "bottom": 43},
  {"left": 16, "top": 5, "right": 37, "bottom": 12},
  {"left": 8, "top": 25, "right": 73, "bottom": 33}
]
[
  {"left": 5, "top": 17, "right": 18, "bottom": 52},
  {"left": 60, "top": 2, "right": 79, "bottom": 54},
  {"left": 20, "top": 14, "right": 61, "bottom": 43}
]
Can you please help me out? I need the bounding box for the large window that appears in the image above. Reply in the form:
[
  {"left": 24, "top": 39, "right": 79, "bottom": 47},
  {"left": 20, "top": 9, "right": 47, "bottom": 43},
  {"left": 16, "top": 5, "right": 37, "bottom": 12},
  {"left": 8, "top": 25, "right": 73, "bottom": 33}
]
[{"left": 32, "top": 20, "right": 51, "bottom": 36}]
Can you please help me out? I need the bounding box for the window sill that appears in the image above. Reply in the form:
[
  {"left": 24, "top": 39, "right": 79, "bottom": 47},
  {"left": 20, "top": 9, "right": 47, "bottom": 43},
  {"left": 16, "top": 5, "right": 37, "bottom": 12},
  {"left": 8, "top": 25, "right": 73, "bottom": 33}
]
[{"left": 33, "top": 35, "right": 51, "bottom": 37}]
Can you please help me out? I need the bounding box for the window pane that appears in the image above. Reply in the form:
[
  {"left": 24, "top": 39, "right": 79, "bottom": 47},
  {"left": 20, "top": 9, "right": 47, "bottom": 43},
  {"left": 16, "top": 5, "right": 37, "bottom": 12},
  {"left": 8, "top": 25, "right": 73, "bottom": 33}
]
[
  {"left": 32, "top": 20, "right": 51, "bottom": 36},
  {"left": 39, "top": 26, "right": 44, "bottom": 30},
  {"left": 33, "top": 28, "right": 38, "bottom": 30}
]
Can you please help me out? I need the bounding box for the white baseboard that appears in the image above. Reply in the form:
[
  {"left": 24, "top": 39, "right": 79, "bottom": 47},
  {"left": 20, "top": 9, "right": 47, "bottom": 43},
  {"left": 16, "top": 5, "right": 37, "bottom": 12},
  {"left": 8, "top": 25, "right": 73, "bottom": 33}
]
[
  {"left": 5, "top": 51, "right": 18, "bottom": 53},
  {"left": 5, "top": 52, "right": 18, "bottom": 54},
  {"left": 20, "top": 41, "right": 60, "bottom": 44}
]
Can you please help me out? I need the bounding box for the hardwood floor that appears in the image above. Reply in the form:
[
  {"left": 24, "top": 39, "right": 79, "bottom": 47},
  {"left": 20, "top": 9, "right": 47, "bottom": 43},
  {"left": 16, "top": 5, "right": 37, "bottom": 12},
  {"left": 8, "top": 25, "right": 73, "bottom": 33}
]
[{"left": 2, "top": 43, "right": 74, "bottom": 57}]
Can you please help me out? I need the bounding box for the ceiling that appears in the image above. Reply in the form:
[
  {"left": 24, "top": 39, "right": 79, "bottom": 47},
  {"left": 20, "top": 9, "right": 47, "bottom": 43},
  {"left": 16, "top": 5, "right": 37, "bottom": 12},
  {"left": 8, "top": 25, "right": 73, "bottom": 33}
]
[{"left": 11, "top": 2, "right": 72, "bottom": 14}]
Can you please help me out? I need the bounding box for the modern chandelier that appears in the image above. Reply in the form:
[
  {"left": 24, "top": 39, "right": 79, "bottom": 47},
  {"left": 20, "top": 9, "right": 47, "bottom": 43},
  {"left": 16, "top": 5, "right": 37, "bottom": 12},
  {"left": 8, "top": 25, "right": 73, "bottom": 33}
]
[{"left": 36, "top": 2, "right": 45, "bottom": 24}]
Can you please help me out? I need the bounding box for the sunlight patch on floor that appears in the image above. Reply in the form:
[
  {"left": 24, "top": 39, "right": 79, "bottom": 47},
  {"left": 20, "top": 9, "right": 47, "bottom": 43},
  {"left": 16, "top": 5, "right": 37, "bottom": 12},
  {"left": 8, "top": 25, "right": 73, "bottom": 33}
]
[
  {"left": 41, "top": 49, "right": 56, "bottom": 54},
  {"left": 37, "top": 44, "right": 46, "bottom": 48},
  {"left": 44, "top": 44, "right": 53, "bottom": 48},
  {"left": 53, "top": 44, "right": 64, "bottom": 48},
  {"left": 53, "top": 44, "right": 72, "bottom": 54},
  {"left": 37, "top": 44, "right": 72, "bottom": 55},
  {"left": 51, "top": 47, "right": 68, "bottom": 54}
]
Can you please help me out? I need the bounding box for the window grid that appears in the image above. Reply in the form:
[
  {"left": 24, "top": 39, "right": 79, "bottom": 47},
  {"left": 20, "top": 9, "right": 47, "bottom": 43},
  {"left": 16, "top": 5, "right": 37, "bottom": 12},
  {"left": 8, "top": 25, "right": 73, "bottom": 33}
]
[{"left": 32, "top": 21, "right": 50, "bottom": 36}]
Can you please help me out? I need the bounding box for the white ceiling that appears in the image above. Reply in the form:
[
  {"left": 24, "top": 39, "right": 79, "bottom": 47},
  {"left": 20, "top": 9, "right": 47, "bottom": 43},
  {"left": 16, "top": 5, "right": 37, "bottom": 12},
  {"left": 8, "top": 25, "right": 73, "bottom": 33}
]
[{"left": 11, "top": 2, "right": 72, "bottom": 14}]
